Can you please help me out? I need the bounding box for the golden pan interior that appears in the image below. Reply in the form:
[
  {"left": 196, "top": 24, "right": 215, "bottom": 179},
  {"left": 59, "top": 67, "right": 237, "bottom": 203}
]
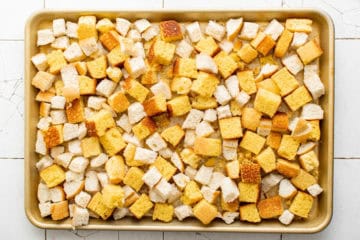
[{"left": 24, "top": 9, "right": 334, "bottom": 233}]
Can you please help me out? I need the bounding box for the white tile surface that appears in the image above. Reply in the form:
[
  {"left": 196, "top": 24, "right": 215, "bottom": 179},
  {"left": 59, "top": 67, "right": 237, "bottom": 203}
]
[
  {"left": 0, "top": 159, "right": 45, "bottom": 239},
  {"left": 45, "top": 0, "right": 163, "bottom": 9},
  {"left": 165, "top": 232, "right": 280, "bottom": 240},
  {"left": 0, "top": 41, "right": 24, "bottom": 158},
  {"left": 46, "top": 230, "right": 118, "bottom": 240},
  {"left": 283, "top": 159, "right": 360, "bottom": 240},
  {"left": 164, "top": 0, "right": 282, "bottom": 9}
]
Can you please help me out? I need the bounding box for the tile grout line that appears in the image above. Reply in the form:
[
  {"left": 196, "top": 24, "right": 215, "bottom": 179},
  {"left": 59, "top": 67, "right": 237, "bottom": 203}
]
[
  {"left": 45, "top": 229, "right": 47, "bottom": 240},
  {"left": 162, "top": 0, "right": 164, "bottom": 8}
]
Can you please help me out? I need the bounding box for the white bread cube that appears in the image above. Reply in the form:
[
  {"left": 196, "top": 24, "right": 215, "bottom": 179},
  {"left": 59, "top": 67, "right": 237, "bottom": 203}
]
[
  {"left": 223, "top": 139, "right": 238, "bottom": 161},
  {"left": 235, "top": 91, "right": 251, "bottom": 107},
  {"left": 216, "top": 105, "right": 232, "bottom": 119},
  {"left": 195, "top": 121, "right": 214, "bottom": 137},
  {"left": 184, "top": 130, "right": 196, "bottom": 147},
  {"left": 53, "top": 18, "right": 66, "bottom": 37},
  {"left": 168, "top": 184, "right": 182, "bottom": 203},
  {"left": 173, "top": 173, "right": 190, "bottom": 190},
  {"left": 186, "top": 22, "right": 202, "bottom": 43},
  {"left": 150, "top": 81, "right": 172, "bottom": 100},
  {"left": 63, "top": 123, "right": 79, "bottom": 141},
  {"left": 222, "top": 212, "right": 239, "bottom": 224},
  {"left": 78, "top": 122, "right": 87, "bottom": 140},
  {"left": 225, "top": 75, "right": 240, "bottom": 98},
  {"left": 69, "top": 156, "right": 89, "bottom": 173},
  {"left": 205, "top": 20, "right": 225, "bottom": 41},
  {"left": 68, "top": 140, "right": 83, "bottom": 155},
  {"left": 66, "top": 21, "right": 78, "bottom": 38},
  {"left": 134, "top": 19, "right": 151, "bottom": 33},
  {"left": 90, "top": 153, "right": 108, "bottom": 168},
  {"left": 282, "top": 54, "right": 304, "bottom": 75},
  {"left": 170, "top": 152, "right": 184, "bottom": 172},
  {"left": 36, "top": 156, "right": 53, "bottom": 171},
  {"left": 37, "top": 29, "right": 55, "bottom": 46},
  {"left": 154, "top": 178, "right": 172, "bottom": 200},
  {"left": 116, "top": 114, "right": 132, "bottom": 133},
  {"left": 307, "top": 183, "right": 323, "bottom": 197},
  {"left": 226, "top": 18, "right": 243, "bottom": 40},
  {"left": 146, "top": 132, "right": 167, "bottom": 152},
  {"left": 50, "top": 146, "right": 65, "bottom": 159},
  {"left": 38, "top": 202, "right": 52, "bottom": 217},
  {"left": 174, "top": 205, "right": 193, "bottom": 221},
  {"left": 60, "top": 64, "right": 78, "bottom": 87},
  {"left": 149, "top": 188, "right": 166, "bottom": 203},
  {"left": 126, "top": 57, "right": 147, "bottom": 78},
  {"left": 133, "top": 42, "right": 145, "bottom": 58},
  {"left": 32, "top": 71, "right": 55, "bottom": 92},
  {"left": 113, "top": 208, "right": 129, "bottom": 220},
  {"left": 96, "top": 79, "right": 117, "bottom": 97},
  {"left": 127, "top": 29, "right": 142, "bottom": 42},
  {"left": 195, "top": 165, "right": 214, "bottom": 185},
  {"left": 142, "top": 26, "right": 159, "bottom": 41},
  {"left": 142, "top": 166, "right": 162, "bottom": 188},
  {"left": 301, "top": 103, "right": 324, "bottom": 120},
  {"left": 72, "top": 206, "right": 89, "bottom": 227},
  {"left": 128, "top": 102, "right": 146, "bottom": 124},
  {"left": 79, "top": 37, "right": 98, "bottom": 56},
  {"left": 50, "top": 110, "right": 67, "bottom": 125},
  {"left": 87, "top": 96, "right": 106, "bottom": 110},
  {"left": 64, "top": 42, "right": 84, "bottom": 62},
  {"left": 64, "top": 180, "right": 84, "bottom": 199},
  {"left": 55, "top": 152, "right": 73, "bottom": 168},
  {"left": 203, "top": 109, "right": 217, "bottom": 123},
  {"left": 264, "top": 19, "right": 284, "bottom": 41},
  {"left": 185, "top": 166, "right": 198, "bottom": 180},
  {"left": 259, "top": 63, "right": 278, "bottom": 78},
  {"left": 97, "top": 172, "right": 109, "bottom": 188},
  {"left": 304, "top": 60, "right": 319, "bottom": 79},
  {"left": 182, "top": 109, "right": 204, "bottom": 129},
  {"left": 214, "top": 85, "right": 232, "bottom": 105},
  {"left": 31, "top": 53, "right": 48, "bottom": 71},
  {"left": 219, "top": 40, "right": 234, "bottom": 54},
  {"left": 261, "top": 173, "right": 284, "bottom": 193},
  {"left": 176, "top": 40, "right": 194, "bottom": 58},
  {"left": 123, "top": 185, "right": 135, "bottom": 199},
  {"left": 279, "top": 210, "right": 294, "bottom": 225},
  {"left": 122, "top": 133, "right": 142, "bottom": 147},
  {"left": 201, "top": 185, "right": 218, "bottom": 203},
  {"left": 37, "top": 117, "right": 52, "bottom": 131},
  {"left": 50, "top": 186, "right": 65, "bottom": 202},
  {"left": 51, "top": 36, "right": 70, "bottom": 50},
  {"left": 65, "top": 171, "right": 84, "bottom": 182},
  {"left": 116, "top": 18, "right": 131, "bottom": 36},
  {"left": 297, "top": 142, "right": 317, "bottom": 155},
  {"left": 220, "top": 177, "right": 240, "bottom": 202},
  {"left": 134, "top": 147, "right": 157, "bottom": 164},
  {"left": 304, "top": 74, "right": 325, "bottom": 100},
  {"left": 85, "top": 170, "right": 100, "bottom": 193},
  {"left": 38, "top": 182, "right": 51, "bottom": 203},
  {"left": 291, "top": 32, "right": 308, "bottom": 49},
  {"left": 279, "top": 179, "right": 297, "bottom": 199},
  {"left": 196, "top": 53, "right": 218, "bottom": 74},
  {"left": 257, "top": 118, "right": 272, "bottom": 137},
  {"left": 239, "top": 22, "right": 259, "bottom": 40}
]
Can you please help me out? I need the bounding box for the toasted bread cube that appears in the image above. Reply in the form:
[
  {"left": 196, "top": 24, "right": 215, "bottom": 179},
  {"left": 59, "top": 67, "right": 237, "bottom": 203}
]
[
  {"left": 146, "top": 132, "right": 167, "bottom": 152},
  {"left": 240, "top": 163, "right": 261, "bottom": 184},
  {"left": 78, "top": 37, "right": 97, "bottom": 57},
  {"left": 240, "top": 131, "right": 265, "bottom": 155},
  {"left": 151, "top": 39, "right": 176, "bottom": 65},
  {"left": 258, "top": 196, "right": 283, "bottom": 219},
  {"left": 193, "top": 200, "right": 218, "bottom": 225},
  {"left": 239, "top": 22, "right": 259, "bottom": 40},
  {"left": 286, "top": 19, "right": 312, "bottom": 33},
  {"left": 282, "top": 54, "right": 304, "bottom": 75},
  {"left": 254, "top": 88, "right": 281, "bottom": 117},
  {"left": 226, "top": 18, "right": 243, "bottom": 40},
  {"left": 152, "top": 203, "right": 174, "bottom": 223},
  {"left": 276, "top": 159, "right": 300, "bottom": 178},
  {"left": 142, "top": 95, "right": 166, "bottom": 117},
  {"left": 37, "top": 29, "right": 55, "bottom": 46},
  {"left": 256, "top": 147, "right": 276, "bottom": 173},
  {"left": 105, "top": 156, "right": 126, "bottom": 184},
  {"left": 32, "top": 71, "right": 55, "bottom": 92},
  {"left": 161, "top": 125, "right": 185, "bottom": 147},
  {"left": 51, "top": 200, "right": 69, "bottom": 220},
  {"left": 86, "top": 109, "right": 115, "bottom": 137},
  {"left": 240, "top": 203, "right": 261, "bottom": 223},
  {"left": 214, "top": 51, "right": 238, "bottom": 79},
  {"left": 40, "top": 164, "right": 65, "bottom": 188},
  {"left": 159, "top": 20, "right": 183, "bottom": 42},
  {"left": 266, "top": 131, "right": 282, "bottom": 150},
  {"left": 195, "top": 36, "right": 219, "bottom": 56},
  {"left": 123, "top": 78, "right": 149, "bottom": 103},
  {"left": 77, "top": 16, "right": 97, "bottom": 40},
  {"left": 80, "top": 136, "right": 101, "bottom": 158},
  {"left": 181, "top": 148, "right": 201, "bottom": 169},
  {"left": 124, "top": 56, "right": 147, "bottom": 79},
  {"left": 107, "top": 46, "right": 128, "bottom": 66},
  {"left": 122, "top": 167, "right": 144, "bottom": 192},
  {"left": 141, "top": 69, "right": 158, "bottom": 85},
  {"left": 214, "top": 85, "right": 231, "bottom": 106},
  {"left": 219, "top": 117, "right": 243, "bottom": 139},
  {"left": 107, "top": 92, "right": 129, "bottom": 113},
  {"left": 192, "top": 96, "right": 218, "bottom": 110},
  {"left": 289, "top": 191, "right": 313, "bottom": 218},
  {"left": 106, "top": 66, "right": 122, "bottom": 83},
  {"left": 101, "top": 184, "right": 124, "bottom": 209},
  {"left": 239, "top": 182, "right": 259, "bottom": 203},
  {"left": 100, "top": 30, "right": 120, "bottom": 51},
  {"left": 86, "top": 55, "right": 107, "bottom": 79},
  {"left": 152, "top": 156, "right": 177, "bottom": 181},
  {"left": 237, "top": 43, "right": 258, "bottom": 64},
  {"left": 133, "top": 19, "right": 151, "bottom": 33},
  {"left": 44, "top": 125, "right": 63, "bottom": 148},
  {"left": 87, "top": 192, "right": 113, "bottom": 220},
  {"left": 297, "top": 40, "right": 323, "bottom": 65},
  {"left": 307, "top": 120, "right": 321, "bottom": 141},
  {"left": 46, "top": 50, "right": 67, "bottom": 74},
  {"left": 237, "top": 70, "right": 256, "bottom": 95},
  {"left": 271, "top": 67, "right": 299, "bottom": 96},
  {"left": 191, "top": 71, "right": 220, "bottom": 97},
  {"left": 274, "top": 29, "right": 294, "bottom": 58},
  {"left": 31, "top": 53, "right": 48, "bottom": 71},
  {"left": 257, "top": 118, "right": 273, "bottom": 137},
  {"left": 132, "top": 117, "right": 156, "bottom": 140},
  {"left": 77, "top": 75, "right": 95, "bottom": 95},
  {"left": 241, "top": 107, "right": 262, "bottom": 131},
  {"left": 173, "top": 58, "right": 197, "bottom": 79},
  {"left": 272, "top": 113, "right": 288, "bottom": 134},
  {"left": 291, "top": 169, "right": 316, "bottom": 191},
  {"left": 264, "top": 19, "right": 284, "bottom": 41},
  {"left": 284, "top": 86, "right": 312, "bottom": 111},
  {"left": 200, "top": 186, "right": 220, "bottom": 204},
  {"left": 194, "top": 137, "right": 222, "bottom": 157},
  {"left": 100, "top": 127, "right": 126, "bottom": 155},
  {"left": 167, "top": 95, "right": 191, "bottom": 117},
  {"left": 299, "top": 150, "right": 319, "bottom": 172},
  {"left": 277, "top": 135, "right": 300, "bottom": 160}
]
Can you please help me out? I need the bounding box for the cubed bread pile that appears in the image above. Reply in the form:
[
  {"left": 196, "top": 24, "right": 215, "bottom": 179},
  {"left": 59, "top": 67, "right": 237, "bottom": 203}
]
[{"left": 33, "top": 16, "right": 325, "bottom": 227}]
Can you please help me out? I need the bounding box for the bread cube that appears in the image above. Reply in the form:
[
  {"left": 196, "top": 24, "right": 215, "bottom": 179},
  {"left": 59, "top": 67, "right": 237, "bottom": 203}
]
[
  {"left": 142, "top": 166, "right": 162, "bottom": 188},
  {"left": 86, "top": 109, "right": 115, "bottom": 137},
  {"left": 79, "top": 136, "right": 100, "bottom": 158},
  {"left": 297, "top": 39, "right": 323, "bottom": 65},
  {"left": 256, "top": 147, "right": 276, "bottom": 173},
  {"left": 142, "top": 26, "right": 159, "bottom": 41},
  {"left": 40, "top": 164, "right": 65, "bottom": 188},
  {"left": 78, "top": 37, "right": 97, "bottom": 57},
  {"left": 46, "top": 50, "right": 67, "bottom": 74},
  {"left": 271, "top": 67, "right": 299, "bottom": 96},
  {"left": 218, "top": 117, "right": 243, "bottom": 139},
  {"left": 63, "top": 42, "right": 85, "bottom": 62},
  {"left": 279, "top": 179, "right": 297, "bottom": 199},
  {"left": 195, "top": 36, "right": 219, "bottom": 56},
  {"left": 282, "top": 54, "right": 304, "bottom": 75},
  {"left": 213, "top": 51, "right": 238, "bottom": 79},
  {"left": 167, "top": 95, "right": 191, "bottom": 117},
  {"left": 44, "top": 125, "right": 63, "bottom": 149},
  {"left": 123, "top": 167, "right": 144, "bottom": 192},
  {"left": 195, "top": 121, "right": 214, "bottom": 137},
  {"left": 239, "top": 22, "right": 259, "bottom": 40},
  {"left": 106, "top": 66, "right": 122, "bottom": 83},
  {"left": 150, "top": 39, "right": 176, "bottom": 65},
  {"left": 291, "top": 169, "right": 316, "bottom": 191},
  {"left": 107, "top": 92, "right": 129, "bottom": 113},
  {"left": 127, "top": 102, "right": 146, "bottom": 125},
  {"left": 159, "top": 20, "right": 183, "bottom": 42},
  {"left": 51, "top": 200, "right": 69, "bottom": 220},
  {"left": 115, "top": 18, "right": 131, "bottom": 36},
  {"left": 152, "top": 156, "right": 177, "bottom": 181},
  {"left": 134, "top": 147, "right": 158, "bottom": 164},
  {"left": 37, "top": 29, "right": 55, "bottom": 46},
  {"left": 180, "top": 148, "right": 201, "bottom": 169},
  {"left": 161, "top": 125, "right": 185, "bottom": 147},
  {"left": 239, "top": 203, "right": 261, "bottom": 223},
  {"left": 195, "top": 53, "right": 218, "bottom": 74},
  {"left": 226, "top": 18, "right": 243, "bottom": 40},
  {"left": 180, "top": 180, "right": 203, "bottom": 205},
  {"left": 31, "top": 53, "right": 48, "bottom": 71},
  {"left": 124, "top": 56, "right": 147, "bottom": 79},
  {"left": 38, "top": 202, "right": 51, "bottom": 217},
  {"left": 291, "top": 32, "right": 309, "bottom": 49},
  {"left": 173, "top": 58, "right": 198, "bottom": 79},
  {"left": 182, "top": 109, "right": 204, "bottom": 129},
  {"left": 152, "top": 203, "right": 174, "bottom": 223},
  {"left": 274, "top": 29, "right": 294, "bottom": 58},
  {"left": 284, "top": 86, "right": 312, "bottom": 111},
  {"left": 87, "top": 192, "right": 113, "bottom": 220},
  {"left": 254, "top": 88, "right": 281, "bottom": 117},
  {"left": 192, "top": 96, "right": 218, "bottom": 110},
  {"left": 258, "top": 196, "right": 283, "bottom": 219},
  {"left": 194, "top": 137, "right": 222, "bottom": 157},
  {"left": 240, "top": 162, "right": 261, "bottom": 184},
  {"left": 241, "top": 107, "right": 262, "bottom": 131},
  {"left": 193, "top": 200, "right": 218, "bottom": 225},
  {"left": 304, "top": 74, "right": 325, "bottom": 100},
  {"left": 176, "top": 39, "right": 194, "bottom": 59},
  {"left": 66, "top": 21, "right": 78, "bottom": 38},
  {"left": 107, "top": 46, "right": 128, "bottom": 66},
  {"left": 95, "top": 18, "right": 115, "bottom": 33},
  {"left": 101, "top": 184, "right": 124, "bottom": 208},
  {"left": 239, "top": 182, "right": 260, "bottom": 203},
  {"left": 205, "top": 20, "right": 225, "bottom": 41},
  {"left": 191, "top": 71, "right": 220, "bottom": 97},
  {"left": 78, "top": 75, "right": 96, "bottom": 95},
  {"left": 299, "top": 150, "right": 319, "bottom": 172},
  {"left": 286, "top": 18, "right": 312, "bottom": 33},
  {"left": 264, "top": 19, "right": 284, "bottom": 41},
  {"left": 86, "top": 55, "right": 107, "bottom": 79},
  {"left": 99, "top": 30, "right": 120, "bottom": 51},
  {"left": 276, "top": 159, "right": 300, "bottom": 178},
  {"left": 105, "top": 156, "right": 126, "bottom": 184},
  {"left": 186, "top": 21, "right": 202, "bottom": 42},
  {"left": 32, "top": 71, "right": 56, "bottom": 92},
  {"left": 150, "top": 81, "right": 172, "bottom": 100},
  {"left": 277, "top": 135, "right": 300, "bottom": 160},
  {"left": 240, "top": 131, "right": 265, "bottom": 155},
  {"left": 237, "top": 43, "right": 258, "bottom": 64},
  {"left": 174, "top": 205, "right": 193, "bottom": 221},
  {"left": 145, "top": 132, "right": 167, "bottom": 152},
  {"left": 307, "top": 183, "right": 323, "bottom": 197},
  {"left": 123, "top": 78, "right": 149, "bottom": 103},
  {"left": 289, "top": 191, "right": 313, "bottom": 218},
  {"left": 77, "top": 16, "right": 97, "bottom": 40},
  {"left": 221, "top": 177, "right": 240, "bottom": 202}
]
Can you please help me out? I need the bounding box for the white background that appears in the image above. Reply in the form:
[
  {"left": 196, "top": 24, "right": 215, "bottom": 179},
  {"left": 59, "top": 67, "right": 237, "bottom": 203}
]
[{"left": 1, "top": 0, "right": 360, "bottom": 239}]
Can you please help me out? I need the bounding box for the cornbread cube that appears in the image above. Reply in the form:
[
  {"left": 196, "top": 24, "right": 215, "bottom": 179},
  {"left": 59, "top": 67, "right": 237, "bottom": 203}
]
[
  {"left": 123, "top": 167, "right": 145, "bottom": 192},
  {"left": 194, "top": 137, "right": 222, "bottom": 157},
  {"left": 284, "top": 86, "right": 312, "bottom": 111},
  {"left": 44, "top": 125, "right": 63, "bottom": 148},
  {"left": 242, "top": 108, "right": 262, "bottom": 131},
  {"left": 239, "top": 182, "right": 259, "bottom": 203},
  {"left": 32, "top": 71, "right": 55, "bottom": 92},
  {"left": 266, "top": 131, "right": 282, "bottom": 150},
  {"left": 219, "top": 117, "right": 243, "bottom": 139},
  {"left": 256, "top": 147, "right": 276, "bottom": 173},
  {"left": 237, "top": 43, "right": 258, "bottom": 63},
  {"left": 106, "top": 66, "right": 122, "bottom": 83},
  {"left": 77, "top": 16, "right": 97, "bottom": 40},
  {"left": 46, "top": 50, "right": 67, "bottom": 74},
  {"left": 214, "top": 51, "right": 238, "bottom": 79},
  {"left": 291, "top": 169, "right": 317, "bottom": 191},
  {"left": 123, "top": 78, "right": 149, "bottom": 103},
  {"left": 221, "top": 198, "right": 238, "bottom": 212},
  {"left": 74, "top": 61, "right": 87, "bottom": 76},
  {"left": 286, "top": 19, "right": 312, "bottom": 33},
  {"left": 141, "top": 69, "right": 158, "bottom": 85},
  {"left": 131, "top": 117, "right": 156, "bottom": 140},
  {"left": 258, "top": 196, "right": 283, "bottom": 219},
  {"left": 173, "top": 58, "right": 198, "bottom": 79},
  {"left": 277, "top": 135, "right": 300, "bottom": 160},
  {"left": 107, "top": 92, "right": 129, "bottom": 113},
  {"left": 107, "top": 46, "right": 128, "bottom": 66},
  {"left": 78, "top": 75, "right": 96, "bottom": 95},
  {"left": 51, "top": 200, "right": 69, "bottom": 220},
  {"left": 239, "top": 22, "right": 259, "bottom": 40},
  {"left": 271, "top": 67, "right": 299, "bottom": 96},
  {"left": 299, "top": 150, "right": 319, "bottom": 172},
  {"left": 191, "top": 71, "right": 220, "bottom": 97},
  {"left": 100, "top": 128, "right": 126, "bottom": 156},
  {"left": 167, "top": 95, "right": 191, "bottom": 116},
  {"left": 181, "top": 148, "right": 201, "bottom": 169},
  {"left": 105, "top": 156, "right": 126, "bottom": 184},
  {"left": 240, "top": 163, "right": 261, "bottom": 184},
  {"left": 195, "top": 36, "right": 219, "bottom": 56},
  {"left": 150, "top": 203, "right": 174, "bottom": 223},
  {"left": 237, "top": 70, "right": 257, "bottom": 95},
  {"left": 274, "top": 29, "right": 294, "bottom": 58},
  {"left": 161, "top": 125, "right": 185, "bottom": 147},
  {"left": 240, "top": 131, "right": 265, "bottom": 155},
  {"left": 86, "top": 110, "right": 115, "bottom": 137},
  {"left": 181, "top": 180, "right": 203, "bottom": 205},
  {"left": 192, "top": 96, "right": 218, "bottom": 110},
  {"left": 152, "top": 156, "right": 177, "bottom": 181},
  {"left": 272, "top": 113, "right": 288, "bottom": 134},
  {"left": 81, "top": 137, "right": 101, "bottom": 158},
  {"left": 255, "top": 34, "right": 276, "bottom": 56},
  {"left": 99, "top": 30, "right": 120, "bottom": 51},
  {"left": 87, "top": 192, "right": 113, "bottom": 220},
  {"left": 307, "top": 120, "right": 321, "bottom": 141},
  {"left": 159, "top": 20, "right": 183, "bottom": 42},
  {"left": 254, "top": 88, "right": 281, "bottom": 117},
  {"left": 297, "top": 39, "right": 323, "bottom": 65},
  {"left": 87, "top": 55, "right": 107, "bottom": 79},
  {"left": 101, "top": 184, "right": 124, "bottom": 208},
  {"left": 289, "top": 191, "right": 313, "bottom": 218},
  {"left": 193, "top": 200, "right": 218, "bottom": 225},
  {"left": 40, "top": 164, "right": 65, "bottom": 188},
  {"left": 276, "top": 159, "right": 300, "bottom": 178},
  {"left": 240, "top": 203, "right": 261, "bottom": 223},
  {"left": 151, "top": 39, "right": 176, "bottom": 65}
]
